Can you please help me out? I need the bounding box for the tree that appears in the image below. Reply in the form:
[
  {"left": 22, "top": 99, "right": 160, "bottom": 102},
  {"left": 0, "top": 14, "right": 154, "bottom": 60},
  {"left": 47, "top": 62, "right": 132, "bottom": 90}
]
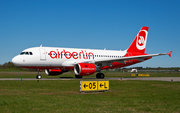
[
  {"left": 1, "top": 62, "right": 8, "bottom": 69},
  {"left": 6, "top": 62, "right": 16, "bottom": 69}
]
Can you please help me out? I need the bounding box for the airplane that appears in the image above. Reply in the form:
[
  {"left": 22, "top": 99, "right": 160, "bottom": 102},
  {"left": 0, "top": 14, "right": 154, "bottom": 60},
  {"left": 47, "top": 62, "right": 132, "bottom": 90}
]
[{"left": 12, "top": 26, "right": 172, "bottom": 79}]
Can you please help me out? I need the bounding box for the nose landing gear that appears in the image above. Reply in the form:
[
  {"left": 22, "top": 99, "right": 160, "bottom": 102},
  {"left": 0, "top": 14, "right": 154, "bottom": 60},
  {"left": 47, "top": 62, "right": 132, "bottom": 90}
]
[{"left": 36, "top": 70, "right": 42, "bottom": 79}]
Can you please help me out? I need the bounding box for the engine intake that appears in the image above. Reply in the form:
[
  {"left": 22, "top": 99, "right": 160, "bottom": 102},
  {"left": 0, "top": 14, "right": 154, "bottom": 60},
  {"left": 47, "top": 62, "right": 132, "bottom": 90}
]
[{"left": 74, "top": 63, "right": 96, "bottom": 76}]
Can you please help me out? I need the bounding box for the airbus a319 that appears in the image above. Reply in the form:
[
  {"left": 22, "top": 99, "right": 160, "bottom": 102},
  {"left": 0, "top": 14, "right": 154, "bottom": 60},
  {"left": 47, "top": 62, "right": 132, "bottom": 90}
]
[{"left": 12, "top": 26, "right": 172, "bottom": 79}]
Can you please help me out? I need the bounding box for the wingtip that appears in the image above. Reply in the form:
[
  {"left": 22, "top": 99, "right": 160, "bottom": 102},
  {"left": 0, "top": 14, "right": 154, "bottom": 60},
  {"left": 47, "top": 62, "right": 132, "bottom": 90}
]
[{"left": 167, "top": 51, "right": 172, "bottom": 57}]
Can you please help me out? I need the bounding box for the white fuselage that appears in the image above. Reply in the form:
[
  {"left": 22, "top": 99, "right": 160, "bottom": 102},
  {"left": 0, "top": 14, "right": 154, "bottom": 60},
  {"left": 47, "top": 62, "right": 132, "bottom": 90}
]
[{"left": 12, "top": 47, "right": 127, "bottom": 69}]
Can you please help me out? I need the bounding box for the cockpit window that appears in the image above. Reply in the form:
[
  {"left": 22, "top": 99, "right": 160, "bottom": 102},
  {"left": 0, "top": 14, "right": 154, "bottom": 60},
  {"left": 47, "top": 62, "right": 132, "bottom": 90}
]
[
  {"left": 25, "top": 52, "right": 29, "bottom": 55},
  {"left": 20, "top": 52, "right": 25, "bottom": 55},
  {"left": 20, "top": 51, "right": 33, "bottom": 55},
  {"left": 29, "top": 52, "right": 33, "bottom": 55}
]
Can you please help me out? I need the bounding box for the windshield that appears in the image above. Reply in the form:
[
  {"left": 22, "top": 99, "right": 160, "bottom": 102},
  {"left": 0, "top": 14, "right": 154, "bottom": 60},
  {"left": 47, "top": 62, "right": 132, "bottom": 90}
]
[
  {"left": 20, "top": 51, "right": 33, "bottom": 55},
  {"left": 20, "top": 52, "right": 25, "bottom": 55}
]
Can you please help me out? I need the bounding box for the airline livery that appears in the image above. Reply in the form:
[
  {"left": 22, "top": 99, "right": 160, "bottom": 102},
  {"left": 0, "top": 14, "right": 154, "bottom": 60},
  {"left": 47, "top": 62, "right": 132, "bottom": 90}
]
[{"left": 12, "top": 26, "right": 172, "bottom": 79}]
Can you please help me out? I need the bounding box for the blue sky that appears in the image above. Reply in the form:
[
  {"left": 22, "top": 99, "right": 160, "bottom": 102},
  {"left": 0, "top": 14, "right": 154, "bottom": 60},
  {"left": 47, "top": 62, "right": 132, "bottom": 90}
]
[{"left": 0, "top": 0, "right": 179, "bottom": 67}]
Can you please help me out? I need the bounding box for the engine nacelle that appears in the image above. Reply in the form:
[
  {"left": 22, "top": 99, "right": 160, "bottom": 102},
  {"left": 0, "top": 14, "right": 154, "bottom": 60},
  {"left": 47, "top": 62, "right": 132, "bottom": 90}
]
[
  {"left": 74, "top": 63, "right": 96, "bottom": 76},
  {"left": 45, "top": 69, "right": 63, "bottom": 76}
]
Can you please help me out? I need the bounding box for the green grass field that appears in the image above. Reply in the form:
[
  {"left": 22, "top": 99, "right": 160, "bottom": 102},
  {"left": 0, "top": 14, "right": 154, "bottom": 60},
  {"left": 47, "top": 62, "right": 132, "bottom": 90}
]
[{"left": 0, "top": 72, "right": 180, "bottom": 112}]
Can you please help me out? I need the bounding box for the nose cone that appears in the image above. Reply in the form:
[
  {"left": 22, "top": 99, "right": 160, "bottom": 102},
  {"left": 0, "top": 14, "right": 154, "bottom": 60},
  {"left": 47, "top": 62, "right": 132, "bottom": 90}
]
[{"left": 12, "top": 55, "right": 22, "bottom": 66}]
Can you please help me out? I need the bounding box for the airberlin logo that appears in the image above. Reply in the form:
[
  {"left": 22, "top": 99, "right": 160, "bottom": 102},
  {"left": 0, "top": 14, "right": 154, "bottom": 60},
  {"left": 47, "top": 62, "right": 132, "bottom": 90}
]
[
  {"left": 49, "top": 49, "right": 94, "bottom": 59},
  {"left": 136, "top": 30, "right": 148, "bottom": 50},
  {"left": 138, "top": 36, "right": 145, "bottom": 46},
  {"left": 82, "top": 68, "right": 95, "bottom": 71}
]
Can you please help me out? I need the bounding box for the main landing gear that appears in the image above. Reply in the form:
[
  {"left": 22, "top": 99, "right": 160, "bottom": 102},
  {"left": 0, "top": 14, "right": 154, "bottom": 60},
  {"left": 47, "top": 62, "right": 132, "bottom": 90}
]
[
  {"left": 96, "top": 73, "right": 105, "bottom": 79},
  {"left": 36, "top": 70, "right": 42, "bottom": 79}
]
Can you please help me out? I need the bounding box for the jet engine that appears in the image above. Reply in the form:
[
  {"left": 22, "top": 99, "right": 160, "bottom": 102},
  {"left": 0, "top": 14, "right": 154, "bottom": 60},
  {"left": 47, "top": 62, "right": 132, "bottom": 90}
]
[
  {"left": 45, "top": 69, "right": 64, "bottom": 76},
  {"left": 74, "top": 63, "right": 96, "bottom": 76}
]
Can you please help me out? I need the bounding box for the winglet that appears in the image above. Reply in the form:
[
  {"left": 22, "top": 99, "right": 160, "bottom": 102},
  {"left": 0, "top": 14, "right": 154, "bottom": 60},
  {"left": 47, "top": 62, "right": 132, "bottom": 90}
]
[{"left": 167, "top": 51, "right": 172, "bottom": 57}]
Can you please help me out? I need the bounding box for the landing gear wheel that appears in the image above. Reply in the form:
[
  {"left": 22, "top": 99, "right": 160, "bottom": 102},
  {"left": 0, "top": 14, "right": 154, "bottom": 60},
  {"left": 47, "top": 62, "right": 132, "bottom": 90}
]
[
  {"left": 96, "top": 73, "right": 105, "bottom": 79},
  {"left": 96, "top": 73, "right": 100, "bottom": 78},
  {"left": 36, "top": 69, "right": 42, "bottom": 79},
  {"left": 36, "top": 75, "right": 41, "bottom": 79},
  {"left": 75, "top": 75, "right": 82, "bottom": 79},
  {"left": 100, "top": 73, "right": 105, "bottom": 79}
]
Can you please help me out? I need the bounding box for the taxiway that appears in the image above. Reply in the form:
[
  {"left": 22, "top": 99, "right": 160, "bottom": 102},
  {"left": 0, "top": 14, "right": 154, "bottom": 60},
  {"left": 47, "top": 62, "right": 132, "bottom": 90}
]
[{"left": 0, "top": 77, "right": 180, "bottom": 82}]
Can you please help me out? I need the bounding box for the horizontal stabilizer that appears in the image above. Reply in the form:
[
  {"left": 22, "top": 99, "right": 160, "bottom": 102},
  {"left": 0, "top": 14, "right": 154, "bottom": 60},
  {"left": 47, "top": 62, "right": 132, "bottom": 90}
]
[{"left": 167, "top": 51, "right": 172, "bottom": 57}]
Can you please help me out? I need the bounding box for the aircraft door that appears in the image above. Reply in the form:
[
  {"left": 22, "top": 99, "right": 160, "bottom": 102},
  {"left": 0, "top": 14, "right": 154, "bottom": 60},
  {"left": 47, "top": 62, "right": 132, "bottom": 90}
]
[{"left": 39, "top": 48, "right": 46, "bottom": 60}]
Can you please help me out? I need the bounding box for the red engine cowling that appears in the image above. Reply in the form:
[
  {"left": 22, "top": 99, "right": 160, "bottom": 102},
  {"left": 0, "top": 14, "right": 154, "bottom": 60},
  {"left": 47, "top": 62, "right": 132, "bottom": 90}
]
[
  {"left": 45, "top": 69, "right": 63, "bottom": 76},
  {"left": 74, "top": 63, "right": 96, "bottom": 76}
]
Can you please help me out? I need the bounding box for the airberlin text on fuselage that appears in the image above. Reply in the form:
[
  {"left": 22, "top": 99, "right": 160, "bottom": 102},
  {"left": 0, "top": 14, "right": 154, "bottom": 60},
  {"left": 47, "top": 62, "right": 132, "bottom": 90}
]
[{"left": 49, "top": 49, "right": 94, "bottom": 60}]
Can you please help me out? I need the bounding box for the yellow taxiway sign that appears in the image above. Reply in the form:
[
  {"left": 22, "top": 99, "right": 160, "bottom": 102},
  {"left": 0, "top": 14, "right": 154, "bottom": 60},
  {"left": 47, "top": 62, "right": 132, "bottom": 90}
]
[{"left": 80, "top": 81, "right": 109, "bottom": 91}]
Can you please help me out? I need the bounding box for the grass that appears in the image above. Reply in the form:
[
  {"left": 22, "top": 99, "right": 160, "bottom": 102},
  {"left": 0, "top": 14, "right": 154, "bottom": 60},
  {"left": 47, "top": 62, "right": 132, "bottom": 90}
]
[{"left": 0, "top": 79, "right": 180, "bottom": 112}]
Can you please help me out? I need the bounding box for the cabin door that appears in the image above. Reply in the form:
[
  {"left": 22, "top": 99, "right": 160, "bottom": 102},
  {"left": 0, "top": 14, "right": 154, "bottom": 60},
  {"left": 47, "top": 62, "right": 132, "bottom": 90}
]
[{"left": 39, "top": 48, "right": 46, "bottom": 60}]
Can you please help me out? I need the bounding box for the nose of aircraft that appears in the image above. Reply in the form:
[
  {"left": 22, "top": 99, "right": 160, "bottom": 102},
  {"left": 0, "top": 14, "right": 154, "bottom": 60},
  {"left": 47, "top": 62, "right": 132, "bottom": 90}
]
[{"left": 12, "top": 55, "right": 21, "bottom": 66}]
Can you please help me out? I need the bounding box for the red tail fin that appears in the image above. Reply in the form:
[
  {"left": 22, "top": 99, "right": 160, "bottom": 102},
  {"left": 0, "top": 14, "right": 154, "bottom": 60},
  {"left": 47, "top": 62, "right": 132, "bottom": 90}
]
[{"left": 127, "top": 26, "right": 149, "bottom": 55}]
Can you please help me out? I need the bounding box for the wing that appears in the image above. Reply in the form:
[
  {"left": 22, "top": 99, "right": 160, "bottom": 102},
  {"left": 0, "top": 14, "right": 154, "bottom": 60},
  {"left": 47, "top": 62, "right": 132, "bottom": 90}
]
[
  {"left": 95, "top": 51, "right": 172, "bottom": 67},
  {"left": 65, "top": 51, "right": 172, "bottom": 67}
]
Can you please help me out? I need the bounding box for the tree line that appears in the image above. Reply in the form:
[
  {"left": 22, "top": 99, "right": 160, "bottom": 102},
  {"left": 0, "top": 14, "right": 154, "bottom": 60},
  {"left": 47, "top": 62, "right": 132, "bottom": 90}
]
[{"left": 0, "top": 62, "right": 36, "bottom": 71}]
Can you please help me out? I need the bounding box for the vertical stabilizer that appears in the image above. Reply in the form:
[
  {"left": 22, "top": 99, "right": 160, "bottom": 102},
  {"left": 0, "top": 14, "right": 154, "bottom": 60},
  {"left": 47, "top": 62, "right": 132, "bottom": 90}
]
[{"left": 127, "top": 26, "right": 149, "bottom": 55}]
